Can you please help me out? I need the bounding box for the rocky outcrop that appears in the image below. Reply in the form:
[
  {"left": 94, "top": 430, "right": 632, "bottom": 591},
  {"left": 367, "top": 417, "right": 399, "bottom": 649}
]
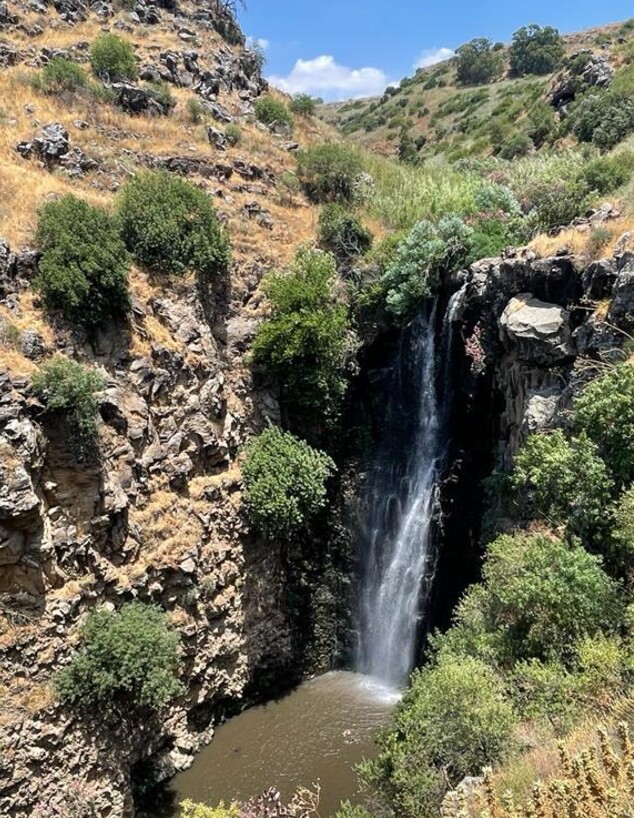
[
  {"left": 0, "top": 226, "right": 305, "bottom": 817},
  {"left": 550, "top": 50, "right": 614, "bottom": 111},
  {"left": 16, "top": 122, "right": 98, "bottom": 177}
]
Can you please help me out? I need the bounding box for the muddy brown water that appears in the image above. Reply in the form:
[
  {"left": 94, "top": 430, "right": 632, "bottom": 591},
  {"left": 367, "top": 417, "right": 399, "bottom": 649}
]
[{"left": 166, "top": 671, "right": 398, "bottom": 817}]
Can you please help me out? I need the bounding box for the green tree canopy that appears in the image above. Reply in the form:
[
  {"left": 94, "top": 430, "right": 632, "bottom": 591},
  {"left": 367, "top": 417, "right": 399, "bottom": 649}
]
[
  {"left": 575, "top": 363, "right": 634, "bottom": 488},
  {"left": 509, "top": 24, "right": 564, "bottom": 77},
  {"left": 242, "top": 425, "right": 335, "bottom": 539},
  {"left": 437, "top": 533, "right": 622, "bottom": 667},
  {"left": 56, "top": 602, "right": 183, "bottom": 721},
  {"left": 251, "top": 248, "right": 355, "bottom": 426},
  {"left": 35, "top": 195, "right": 131, "bottom": 330},
  {"left": 512, "top": 430, "right": 613, "bottom": 542},
  {"left": 456, "top": 38, "right": 504, "bottom": 85},
  {"left": 117, "top": 171, "right": 231, "bottom": 280},
  {"left": 361, "top": 655, "right": 516, "bottom": 818}
]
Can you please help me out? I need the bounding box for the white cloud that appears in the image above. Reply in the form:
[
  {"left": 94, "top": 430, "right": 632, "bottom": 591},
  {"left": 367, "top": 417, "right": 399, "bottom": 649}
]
[
  {"left": 414, "top": 47, "right": 455, "bottom": 70},
  {"left": 246, "top": 36, "right": 270, "bottom": 51},
  {"left": 269, "top": 55, "right": 389, "bottom": 101}
]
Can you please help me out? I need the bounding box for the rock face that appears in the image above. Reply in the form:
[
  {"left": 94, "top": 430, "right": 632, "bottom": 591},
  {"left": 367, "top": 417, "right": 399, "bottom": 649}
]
[
  {"left": 550, "top": 50, "right": 614, "bottom": 110},
  {"left": 0, "top": 228, "right": 309, "bottom": 817}
]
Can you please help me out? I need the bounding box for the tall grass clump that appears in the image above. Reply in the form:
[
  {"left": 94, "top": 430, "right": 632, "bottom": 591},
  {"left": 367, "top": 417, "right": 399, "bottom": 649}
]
[{"left": 362, "top": 154, "right": 488, "bottom": 231}]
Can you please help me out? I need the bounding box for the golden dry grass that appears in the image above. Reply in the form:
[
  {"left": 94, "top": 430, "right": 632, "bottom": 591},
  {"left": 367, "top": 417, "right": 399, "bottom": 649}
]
[
  {"left": 446, "top": 705, "right": 634, "bottom": 818},
  {"left": 529, "top": 215, "right": 634, "bottom": 260}
]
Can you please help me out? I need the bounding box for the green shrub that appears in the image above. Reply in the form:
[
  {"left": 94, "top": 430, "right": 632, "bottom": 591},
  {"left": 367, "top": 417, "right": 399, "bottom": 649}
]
[
  {"left": 224, "top": 124, "right": 241, "bottom": 145},
  {"left": 254, "top": 95, "right": 293, "bottom": 128},
  {"left": 332, "top": 804, "right": 373, "bottom": 818},
  {"left": 467, "top": 216, "right": 522, "bottom": 264},
  {"left": 456, "top": 38, "right": 503, "bottom": 86},
  {"left": 612, "top": 485, "right": 634, "bottom": 568},
  {"left": 522, "top": 176, "right": 590, "bottom": 232},
  {"left": 499, "top": 132, "right": 533, "bottom": 160},
  {"left": 242, "top": 425, "right": 335, "bottom": 539},
  {"left": 56, "top": 602, "right": 182, "bottom": 721},
  {"left": 435, "top": 533, "right": 622, "bottom": 667},
  {"left": 117, "top": 171, "right": 230, "bottom": 279},
  {"left": 317, "top": 204, "right": 373, "bottom": 262},
  {"left": 361, "top": 655, "right": 516, "bottom": 818},
  {"left": 527, "top": 102, "right": 555, "bottom": 147},
  {"left": 509, "top": 24, "right": 565, "bottom": 77},
  {"left": 186, "top": 97, "right": 205, "bottom": 124},
  {"left": 32, "top": 356, "right": 105, "bottom": 439},
  {"left": 251, "top": 248, "right": 354, "bottom": 425},
  {"left": 580, "top": 152, "right": 634, "bottom": 193},
  {"left": 39, "top": 58, "right": 88, "bottom": 93},
  {"left": 575, "top": 363, "right": 634, "bottom": 488},
  {"left": 512, "top": 431, "right": 613, "bottom": 541},
  {"left": 180, "top": 801, "right": 239, "bottom": 818},
  {"left": 35, "top": 195, "right": 130, "bottom": 329},
  {"left": 289, "top": 94, "right": 317, "bottom": 116},
  {"left": 571, "top": 93, "right": 634, "bottom": 151},
  {"left": 382, "top": 216, "right": 473, "bottom": 321},
  {"left": 146, "top": 79, "right": 175, "bottom": 112},
  {"left": 296, "top": 143, "right": 364, "bottom": 204},
  {"left": 587, "top": 226, "right": 613, "bottom": 259},
  {"left": 89, "top": 33, "right": 137, "bottom": 81}
]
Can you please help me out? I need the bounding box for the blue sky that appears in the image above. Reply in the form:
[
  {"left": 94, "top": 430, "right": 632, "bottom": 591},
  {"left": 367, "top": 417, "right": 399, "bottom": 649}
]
[{"left": 239, "top": 1, "right": 633, "bottom": 100}]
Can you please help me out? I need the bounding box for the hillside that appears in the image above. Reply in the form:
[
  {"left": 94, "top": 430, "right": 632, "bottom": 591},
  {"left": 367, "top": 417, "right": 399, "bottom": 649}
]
[{"left": 319, "top": 19, "right": 634, "bottom": 162}]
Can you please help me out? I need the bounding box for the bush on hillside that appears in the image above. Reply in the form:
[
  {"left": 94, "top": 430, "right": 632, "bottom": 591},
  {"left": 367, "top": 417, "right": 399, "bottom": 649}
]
[
  {"left": 186, "top": 97, "right": 205, "bottom": 124},
  {"left": 435, "top": 533, "right": 622, "bottom": 667},
  {"left": 580, "top": 152, "right": 634, "bottom": 193},
  {"left": 466, "top": 215, "right": 524, "bottom": 264},
  {"left": 512, "top": 430, "right": 613, "bottom": 542},
  {"left": 89, "top": 33, "right": 137, "bottom": 81},
  {"left": 251, "top": 248, "right": 354, "bottom": 426},
  {"left": 612, "top": 485, "right": 634, "bottom": 568},
  {"left": 254, "top": 96, "right": 293, "bottom": 128},
  {"left": 38, "top": 58, "right": 88, "bottom": 94},
  {"left": 117, "top": 171, "right": 230, "bottom": 279},
  {"left": 35, "top": 195, "right": 131, "bottom": 329},
  {"left": 31, "top": 356, "right": 105, "bottom": 440},
  {"left": 456, "top": 38, "right": 504, "bottom": 86},
  {"left": 382, "top": 216, "right": 473, "bottom": 321},
  {"left": 527, "top": 101, "right": 556, "bottom": 147},
  {"left": 289, "top": 94, "right": 317, "bottom": 116},
  {"left": 571, "top": 93, "right": 634, "bottom": 151},
  {"left": 296, "top": 143, "right": 365, "bottom": 204},
  {"left": 509, "top": 24, "right": 565, "bottom": 77},
  {"left": 498, "top": 132, "right": 533, "bottom": 160},
  {"left": 317, "top": 204, "right": 373, "bottom": 263},
  {"left": 242, "top": 425, "right": 335, "bottom": 539},
  {"left": 56, "top": 602, "right": 182, "bottom": 721},
  {"left": 575, "top": 363, "right": 634, "bottom": 488},
  {"left": 361, "top": 655, "right": 517, "bottom": 818},
  {"left": 522, "top": 176, "right": 590, "bottom": 232}
]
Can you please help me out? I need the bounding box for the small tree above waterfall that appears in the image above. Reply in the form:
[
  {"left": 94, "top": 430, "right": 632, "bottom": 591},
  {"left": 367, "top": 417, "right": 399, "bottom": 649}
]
[{"left": 382, "top": 216, "right": 473, "bottom": 321}]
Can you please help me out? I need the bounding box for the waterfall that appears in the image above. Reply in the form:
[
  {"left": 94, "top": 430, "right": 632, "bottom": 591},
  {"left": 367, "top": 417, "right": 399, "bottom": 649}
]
[{"left": 357, "top": 301, "right": 447, "bottom": 687}]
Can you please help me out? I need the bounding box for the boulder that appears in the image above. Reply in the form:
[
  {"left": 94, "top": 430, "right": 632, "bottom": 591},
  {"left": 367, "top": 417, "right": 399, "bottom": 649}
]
[
  {"left": 582, "top": 258, "right": 617, "bottom": 299},
  {"left": 112, "top": 83, "right": 173, "bottom": 116},
  {"left": 500, "top": 294, "right": 573, "bottom": 363}
]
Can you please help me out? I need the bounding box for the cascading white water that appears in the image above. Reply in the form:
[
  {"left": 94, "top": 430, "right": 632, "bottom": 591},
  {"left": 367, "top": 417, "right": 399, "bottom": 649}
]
[{"left": 357, "top": 304, "right": 443, "bottom": 686}]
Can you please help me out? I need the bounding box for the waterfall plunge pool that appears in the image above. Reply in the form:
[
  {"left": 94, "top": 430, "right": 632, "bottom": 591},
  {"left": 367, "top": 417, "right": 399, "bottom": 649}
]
[{"left": 163, "top": 672, "right": 398, "bottom": 817}]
